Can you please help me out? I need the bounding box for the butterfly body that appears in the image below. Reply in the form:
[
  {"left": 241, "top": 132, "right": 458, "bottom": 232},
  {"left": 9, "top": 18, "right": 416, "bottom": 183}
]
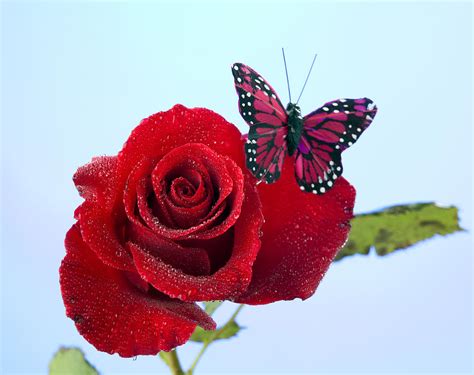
[
  {"left": 232, "top": 62, "right": 377, "bottom": 194},
  {"left": 285, "top": 103, "right": 304, "bottom": 156}
]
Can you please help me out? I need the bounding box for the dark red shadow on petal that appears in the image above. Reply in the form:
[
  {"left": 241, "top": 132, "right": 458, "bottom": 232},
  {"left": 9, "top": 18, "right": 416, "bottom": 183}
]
[
  {"left": 127, "top": 221, "right": 211, "bottom": 276},
  {"left": 181, "top": 228, "right": 234, "bottom": 274},
  {"left": 236, "top": 158, "right": 356, "bottom": 305},
  {"left": 60, "top": 225, "right": 216, "bottom": 357}
]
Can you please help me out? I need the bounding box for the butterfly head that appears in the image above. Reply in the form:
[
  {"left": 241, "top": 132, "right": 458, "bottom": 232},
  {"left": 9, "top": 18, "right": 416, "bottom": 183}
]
[{"left": 286, "top": 102, "right": 302, "bottom": 117}]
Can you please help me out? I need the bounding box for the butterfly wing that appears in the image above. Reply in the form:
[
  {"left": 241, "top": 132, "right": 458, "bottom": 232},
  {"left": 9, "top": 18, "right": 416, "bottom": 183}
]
[
  {"left": 231, "top": 63, "right": 288, "bottom": 183},
  {"left": 295, "top": 98, "right": 377, "bottom": 193}
]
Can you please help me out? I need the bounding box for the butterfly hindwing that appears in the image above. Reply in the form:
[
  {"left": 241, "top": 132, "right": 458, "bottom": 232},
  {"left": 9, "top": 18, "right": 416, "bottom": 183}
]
[
  {"left": 232, "top": 63, "right": 289, "bottom": 183},
  {"left": 295, "top": 98, "right": 377, "bottom": 193},
  {"left": 294, "top": 136, "right": 343, "bottom": 193},
  {"left": 245, "top": 125, "right": 287, "bottom": 183}
]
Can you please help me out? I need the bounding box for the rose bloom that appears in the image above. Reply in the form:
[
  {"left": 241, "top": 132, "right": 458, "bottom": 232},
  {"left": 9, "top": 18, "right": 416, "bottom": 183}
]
[{"left": 60, "top": 104, "right": 355, "bottom": 357}]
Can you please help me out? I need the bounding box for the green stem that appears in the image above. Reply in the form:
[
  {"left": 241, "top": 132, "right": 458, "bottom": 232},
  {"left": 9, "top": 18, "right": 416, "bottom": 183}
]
[
  {"left": 186, "top": 304, "right": 244, "bottom": 375},
  {"left": 160, "top": 349, "right": 184, "bottom": 375}
]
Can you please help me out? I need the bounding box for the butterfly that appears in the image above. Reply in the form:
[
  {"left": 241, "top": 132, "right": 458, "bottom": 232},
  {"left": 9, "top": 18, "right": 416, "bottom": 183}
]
[{"left": 231, "top": 61, "right": 378, "bottom": 194}]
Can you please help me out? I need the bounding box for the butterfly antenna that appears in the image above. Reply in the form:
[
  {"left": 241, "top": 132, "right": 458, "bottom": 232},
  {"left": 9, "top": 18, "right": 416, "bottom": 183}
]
[
  {"left": 296, "top": 53, "right": 318, "bottom": 104},
  {"left": 282, "top": 48, "right": 292, "bottom": 103}
]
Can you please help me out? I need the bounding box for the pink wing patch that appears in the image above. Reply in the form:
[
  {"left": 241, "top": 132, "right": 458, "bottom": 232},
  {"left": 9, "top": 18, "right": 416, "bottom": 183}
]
[{"left": 232, "top": 63, "right": 289, "bottom": 183}]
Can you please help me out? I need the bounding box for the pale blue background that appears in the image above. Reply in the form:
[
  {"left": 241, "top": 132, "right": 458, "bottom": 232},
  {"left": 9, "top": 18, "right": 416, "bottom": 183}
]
[{"left": 1, "top": 1, "right": 472, "bottom": 374}]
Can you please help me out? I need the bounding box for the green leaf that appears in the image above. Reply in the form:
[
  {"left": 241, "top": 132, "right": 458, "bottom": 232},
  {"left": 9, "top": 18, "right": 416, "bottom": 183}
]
[
  {"left": 190, "top": 321, "right": 242, "bottom": 343},
  {"left": 335, "top": 202, "right": 463, "bottom": 261},
  {"left": 203, "top": 301, "right": 222, "bottom": 316},
  {"left": 49, "top": 347, "right": 98, "bottom": 375}
]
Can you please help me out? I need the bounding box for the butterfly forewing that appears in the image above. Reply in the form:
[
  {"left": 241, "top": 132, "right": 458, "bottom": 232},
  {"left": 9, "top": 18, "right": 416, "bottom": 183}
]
[
  {"left": 304, "top": 98, "right": 377, "bottom": 151},
  {"left": 295, "top": 98, "right": 377, "bottom": 193},
  {"left": 232, "top": 63, "right": 289, "bottom": 183}
]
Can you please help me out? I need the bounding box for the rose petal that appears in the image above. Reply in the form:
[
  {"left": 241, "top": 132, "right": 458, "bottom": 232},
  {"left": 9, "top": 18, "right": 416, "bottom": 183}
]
[
  {"left": 76, "top": 201, "right": 135, "bottom": 271},
  {"left": 73, "top": 156, "right": 118, "bottom": 205},
  {"left": 60, "top": 225, "right": 216, "bottom": 357},
  {"left": 123, "top": 158, "right": 156, "bottom": 228},
  {"left": 117, "top": 105, "right": 245, "bottom": 184},
  {"left": 144, "top": 144, "right": 245, "bottom": 240},
  {"left": 168, "top": 173, "right": 208, "bottom": 207},
  {"left": 236, "top": 158, "right": 356, "bottom": 304},
  {"left": 73, "top": 156, "right": 136, "bottom": 271},
  {"left": 73, "top": 106, "right": 248, "bottom": 273},
  {"left": 129, "top": 179, "right": 263, "bottom": 301},
  {"left": 151, "top": 144, "right": 222, "bottom": 228}
]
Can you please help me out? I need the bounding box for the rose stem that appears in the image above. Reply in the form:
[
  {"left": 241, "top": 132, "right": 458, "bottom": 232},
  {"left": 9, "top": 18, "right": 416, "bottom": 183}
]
[
  {"left": 186, "top": 304, "right": 245, "bottom": 375},
  {"left": 161, "top": 349, "right": 184, "bottom": 375}
]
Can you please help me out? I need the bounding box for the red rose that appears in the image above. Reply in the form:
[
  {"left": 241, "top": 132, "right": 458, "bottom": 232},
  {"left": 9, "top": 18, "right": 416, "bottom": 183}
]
[{"left": 60, "top": 104, "right": 355, "bottom": 357}]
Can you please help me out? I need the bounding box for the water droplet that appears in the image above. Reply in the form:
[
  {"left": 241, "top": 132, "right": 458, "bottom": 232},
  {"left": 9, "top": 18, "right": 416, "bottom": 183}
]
[{"left": 338, "top": 221, "right": 349, "bottom": 229}]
